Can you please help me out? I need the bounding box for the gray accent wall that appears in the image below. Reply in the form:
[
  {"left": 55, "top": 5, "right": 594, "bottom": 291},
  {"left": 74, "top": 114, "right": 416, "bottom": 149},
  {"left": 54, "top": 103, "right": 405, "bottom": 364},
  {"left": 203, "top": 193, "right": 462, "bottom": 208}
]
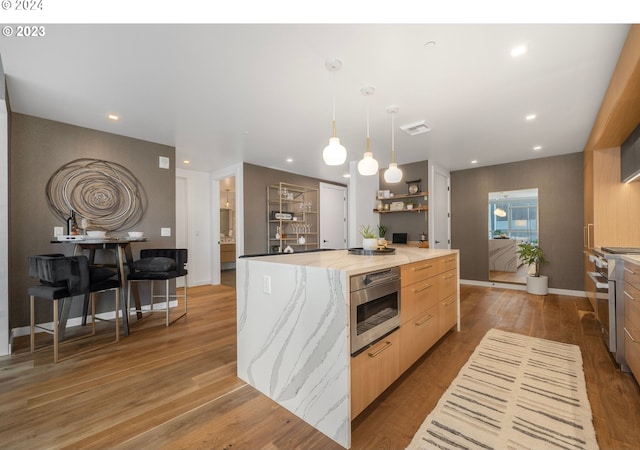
[
  {"left": 10, "top": 113, "right": 176, "bottom": 329},
  {"left": 378, "top": 160, "right": 429, "bottom": 242},
  {"left": 242, "top": 163, "right": 345, "bottom": 256},
  {"left": 451, "top": 152, "right": 583, "bottom": 290}
]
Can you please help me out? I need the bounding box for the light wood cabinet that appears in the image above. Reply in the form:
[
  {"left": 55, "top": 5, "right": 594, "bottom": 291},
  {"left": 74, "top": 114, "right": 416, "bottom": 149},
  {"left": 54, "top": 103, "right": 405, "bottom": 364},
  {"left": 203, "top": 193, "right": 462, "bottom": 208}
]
[
  {"left": 220, "top": 243, "right": 236, "bottom": 263},
  {"left": 583, "top": 25, "right": 640, "bottom": 305},
  {"left": 401, "top": 259, "right": 440, "bottom": 287},
  {"left": 399, "top": 256, "right": 459, "bottom": 374},
  {"left": 624, "top": 260, "right": 640, "bottom": 380},
  {"left": 439, "top": 294, "right": 458, "bottom": 336},
  {"left": 399, "top": 304, "right": 439, "bottom": 373},
  {"left": 350, "top": 253, "right": 459, "bottom": 419},
  {"left": 350, "top": 331, "right": 400, "bottom": 418}
]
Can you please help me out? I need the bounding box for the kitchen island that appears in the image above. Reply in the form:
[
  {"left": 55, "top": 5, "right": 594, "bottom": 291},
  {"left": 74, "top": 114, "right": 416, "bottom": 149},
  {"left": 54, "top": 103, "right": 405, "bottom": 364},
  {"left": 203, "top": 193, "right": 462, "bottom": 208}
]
[{"left": 237, "top": 246, "right": 459, "bottom": 448}]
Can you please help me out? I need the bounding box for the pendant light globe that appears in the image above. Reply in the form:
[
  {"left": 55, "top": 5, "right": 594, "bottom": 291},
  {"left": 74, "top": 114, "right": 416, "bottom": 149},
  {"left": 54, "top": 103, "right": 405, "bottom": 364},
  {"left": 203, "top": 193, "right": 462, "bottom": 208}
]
[
  {"left": 322, "top": 58, "right": 347, "bottom": 166},
  {"left": 384, "top": 162, "right": 403, "bottom": 183},
  {"left": 383, "top": 105, "right": 403, "bottom": 183},
  {"left": 357, "top": 85, "right": 379, "bottom": 176},
  {"left": 358, "top": 151, "right": 379, "bottom": 175},
  {"left": 323, "top": 137, "right": 347, "bottom": 165}
]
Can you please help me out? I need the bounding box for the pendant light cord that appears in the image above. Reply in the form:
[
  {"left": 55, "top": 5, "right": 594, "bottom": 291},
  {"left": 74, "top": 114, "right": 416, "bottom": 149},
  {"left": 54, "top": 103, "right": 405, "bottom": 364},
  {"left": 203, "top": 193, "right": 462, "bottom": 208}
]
[
  {"left": 390, "top": 111, "right": 396, "bottom": 163},
  {"left": 366, "top": 99, "right": 371, "bottom": 152},
  {"left": 331, "top": 71, "right": 337, "bottom": 138}
]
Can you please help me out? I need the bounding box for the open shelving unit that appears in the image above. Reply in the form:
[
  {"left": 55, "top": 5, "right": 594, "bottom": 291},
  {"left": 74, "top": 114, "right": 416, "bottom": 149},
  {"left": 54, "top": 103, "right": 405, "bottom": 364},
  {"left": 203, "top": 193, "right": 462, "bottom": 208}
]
[
  {"left": 267, "top": 182, "right": 318, "bottom": 253},
  {"left": 374, "top": 191, "right": 429, "bottom": 213}
]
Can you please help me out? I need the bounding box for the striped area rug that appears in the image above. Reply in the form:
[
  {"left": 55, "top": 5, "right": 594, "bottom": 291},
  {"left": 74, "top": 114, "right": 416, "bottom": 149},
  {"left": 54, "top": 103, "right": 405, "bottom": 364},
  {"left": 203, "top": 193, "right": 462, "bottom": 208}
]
[{"left": 407, "top": 329, "right": 599, "bottom": 450}]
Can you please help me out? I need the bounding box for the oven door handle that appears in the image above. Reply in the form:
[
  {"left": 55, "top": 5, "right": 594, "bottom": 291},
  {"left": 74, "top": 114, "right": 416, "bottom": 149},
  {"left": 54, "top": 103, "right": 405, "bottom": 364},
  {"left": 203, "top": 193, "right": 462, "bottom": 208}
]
[
  {"left": 363, "top": 270, "right": 399, "bottom": 286},
  {"left": 587, "top": 271, "right": 609, "bottom": 290}
]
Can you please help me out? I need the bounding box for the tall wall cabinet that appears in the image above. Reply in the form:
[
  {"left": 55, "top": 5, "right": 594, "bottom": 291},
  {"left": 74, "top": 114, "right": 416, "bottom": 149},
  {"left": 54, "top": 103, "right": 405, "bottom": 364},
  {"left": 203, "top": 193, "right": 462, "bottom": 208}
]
[
  {"left": 267, "top": 183, "right": 318, "bottom": 253},
  {"left": 583, "top": 25, "right": 640, "bottom": 311}
]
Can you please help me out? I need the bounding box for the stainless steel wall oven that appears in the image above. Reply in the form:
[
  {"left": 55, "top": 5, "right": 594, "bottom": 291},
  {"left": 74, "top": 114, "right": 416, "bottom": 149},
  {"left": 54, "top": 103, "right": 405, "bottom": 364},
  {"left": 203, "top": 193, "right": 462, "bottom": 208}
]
[{"left": 350, "top": 267, "right": 400, "bottom": 356}]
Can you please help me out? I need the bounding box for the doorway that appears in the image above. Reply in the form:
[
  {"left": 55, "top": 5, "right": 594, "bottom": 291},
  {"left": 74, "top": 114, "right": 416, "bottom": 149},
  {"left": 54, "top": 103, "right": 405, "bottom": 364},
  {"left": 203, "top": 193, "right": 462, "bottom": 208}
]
[
  {"left": 429, "top": 163, "right": 451, "bottom": 249},
  {"left": 319, "top": 183, "right": 347, "bottom": 250},
  {"left": 219, "top": 176, "right": 236, "bottom": 288}
]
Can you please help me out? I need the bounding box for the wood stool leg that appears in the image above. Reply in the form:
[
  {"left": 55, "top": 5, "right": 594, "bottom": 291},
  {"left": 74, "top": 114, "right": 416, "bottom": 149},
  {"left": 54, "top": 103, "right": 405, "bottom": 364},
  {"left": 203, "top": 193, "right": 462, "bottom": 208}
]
[
  {"left": 53, "top": 299, "right": 59, "bottom": 363},
  {"left": 91, "top": 292, "right": 96, "bottom": 336},
  {"left": 115, "top": 288, "right": 120, "bottom": 342},
  {"left": 30, "top": 296, "right": 35, "bottom": 353},
  {"left": 165, "top": 279, "right": 170, "bottom": 326}
]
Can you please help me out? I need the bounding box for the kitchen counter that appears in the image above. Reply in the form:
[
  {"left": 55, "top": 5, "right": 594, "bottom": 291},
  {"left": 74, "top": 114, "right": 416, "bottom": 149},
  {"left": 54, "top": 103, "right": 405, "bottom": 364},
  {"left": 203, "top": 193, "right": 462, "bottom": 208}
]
[
  {"left": 237, "top": 246, "right": 458, "bottom": 448},
  {"left": 241, "top": 245, "right": 456, "bottom": 276},
  {"left": 622, "top": 255, "right": 640, "bottom": 264}
]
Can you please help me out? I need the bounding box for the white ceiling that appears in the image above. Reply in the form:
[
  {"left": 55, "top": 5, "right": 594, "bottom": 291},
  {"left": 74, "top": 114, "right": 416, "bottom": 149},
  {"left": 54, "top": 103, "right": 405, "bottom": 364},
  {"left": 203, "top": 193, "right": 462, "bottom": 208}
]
[{"left": 0, "top": 23, "right": 631, "bottom": 183}]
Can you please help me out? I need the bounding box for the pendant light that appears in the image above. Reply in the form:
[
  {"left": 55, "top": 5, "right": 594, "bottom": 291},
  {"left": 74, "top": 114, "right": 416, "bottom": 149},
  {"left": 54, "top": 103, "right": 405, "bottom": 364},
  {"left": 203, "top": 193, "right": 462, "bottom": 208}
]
[
  {"left": 322, "top": 58, "right": 347, "bottom": 166},
  {"left": 225, "top": 189, "right": 230, "bottom": 208},
  {"left": 384, "top": 105, "right": 403, "bottom": 183},
  {"left": 357, "top": 86, "right": 379, "bottom": 176},
  {"left": 494, "top": 193, "right": 507, "bottom": 217}
]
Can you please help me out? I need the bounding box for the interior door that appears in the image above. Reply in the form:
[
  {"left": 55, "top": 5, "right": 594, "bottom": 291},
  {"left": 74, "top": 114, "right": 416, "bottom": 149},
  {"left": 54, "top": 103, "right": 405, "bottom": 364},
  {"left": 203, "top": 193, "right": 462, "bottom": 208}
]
[
  {"left": 319, "top": 182, "right": 347, "bottom": 249},
  {"left": 175, "top": 176, "right": 188, "bottom": 288},
  {"left": 429, "top": 164, "right": 451, "bottom": 249}
]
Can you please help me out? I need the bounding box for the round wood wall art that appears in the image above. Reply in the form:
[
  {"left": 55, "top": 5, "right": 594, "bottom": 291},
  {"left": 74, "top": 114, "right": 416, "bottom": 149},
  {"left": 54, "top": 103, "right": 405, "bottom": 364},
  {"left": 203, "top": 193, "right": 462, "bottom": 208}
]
[{"left": 46, "top": 158, "right": 147, "bottom": 231}]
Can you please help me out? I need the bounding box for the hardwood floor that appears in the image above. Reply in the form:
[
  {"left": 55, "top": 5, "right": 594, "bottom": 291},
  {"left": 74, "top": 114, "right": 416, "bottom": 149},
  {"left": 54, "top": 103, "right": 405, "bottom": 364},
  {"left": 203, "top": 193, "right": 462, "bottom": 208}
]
[{"left": 2, "top": 284, "right": 640, "bottom": 449}]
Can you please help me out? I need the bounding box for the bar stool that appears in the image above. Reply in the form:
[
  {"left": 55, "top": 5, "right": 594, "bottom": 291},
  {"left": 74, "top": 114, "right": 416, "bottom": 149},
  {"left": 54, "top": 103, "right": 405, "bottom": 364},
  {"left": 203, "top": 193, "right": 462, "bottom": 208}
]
[
  {"left": 127, "top": 249, "right": 188, "bottom": 327},
  {"left": 28, "top": 254, "right": 120, "bottom": 363}
]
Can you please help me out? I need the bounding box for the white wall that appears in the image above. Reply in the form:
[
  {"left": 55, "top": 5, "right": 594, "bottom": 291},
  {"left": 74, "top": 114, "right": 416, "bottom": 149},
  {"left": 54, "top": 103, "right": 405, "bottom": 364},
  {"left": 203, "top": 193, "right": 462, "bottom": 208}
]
[
  {"left": 0, "top": 84, "right": 8, "bottom": 355},
  {"left": 176, "top": 168, "right": 212, "bottom": 286},
  {"left": 347, "top": 160, "right": 379, "bottom": 248}
]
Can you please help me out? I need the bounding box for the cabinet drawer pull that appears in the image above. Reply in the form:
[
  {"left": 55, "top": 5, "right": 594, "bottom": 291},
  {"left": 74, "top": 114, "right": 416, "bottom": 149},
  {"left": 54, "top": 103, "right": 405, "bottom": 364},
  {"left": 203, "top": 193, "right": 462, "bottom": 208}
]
[
  {"left": 443, "top": 298, "right": 456, "bottom": 306},
  {"left": 414, "top": 264, "right": 433, "bottom": 271},
  {"left": 415, "top": 314, "right": 434, "bottom": 326},
  {"left": 368, "top": 341, "right": 392, "bottom": 357},
  {"left": 414, "top": 284, "right": 433, "bottom": 293},
  {"left": 444, "top": 258, "right": 455, "bottom": 263},
  {"left": 625, "top": 291, "right": 637, "bottom": 301},
  {"left": 625, "top": 327, "right": 639, "bottom": 343},
  {"left": 444, "top": 274, "right": 455, "bottom": 280},
  {"left": 624, "top": 267, "right": 637, "bottom": 275}
]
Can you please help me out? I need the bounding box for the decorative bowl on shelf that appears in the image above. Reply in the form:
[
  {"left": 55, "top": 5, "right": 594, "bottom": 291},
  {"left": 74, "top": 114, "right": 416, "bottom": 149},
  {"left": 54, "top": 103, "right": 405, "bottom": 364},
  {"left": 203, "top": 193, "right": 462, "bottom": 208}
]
[
  {"left": 86, "top": 230, "right": 107, "bottom": 238},
  {"left": 128, "top": 231, "right": 144, "bottom": 238}
]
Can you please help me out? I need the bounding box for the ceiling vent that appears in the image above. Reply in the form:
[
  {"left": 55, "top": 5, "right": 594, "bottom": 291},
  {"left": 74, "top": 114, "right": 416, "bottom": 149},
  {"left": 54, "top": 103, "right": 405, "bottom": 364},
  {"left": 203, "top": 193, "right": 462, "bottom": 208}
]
[{"left": 400, "top": 120, "right": 430, "bottom": 136}]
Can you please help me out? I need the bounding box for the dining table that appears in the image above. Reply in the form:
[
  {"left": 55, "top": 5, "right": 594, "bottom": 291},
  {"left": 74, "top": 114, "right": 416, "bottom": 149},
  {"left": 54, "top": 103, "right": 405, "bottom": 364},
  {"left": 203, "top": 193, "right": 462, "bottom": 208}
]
[{"left": 50, "top": 236, "right": 148, "bottom": 336}]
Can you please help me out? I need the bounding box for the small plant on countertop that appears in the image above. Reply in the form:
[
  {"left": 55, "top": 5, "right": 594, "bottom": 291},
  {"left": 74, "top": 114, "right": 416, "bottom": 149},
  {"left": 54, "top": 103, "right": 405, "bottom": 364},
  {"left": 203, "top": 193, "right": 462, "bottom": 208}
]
[
  {"left": 359, "top": 225, "right": 376, "bottom": 239},
  {"left": 377, "top": 224, "right": 387, "bottom": 238},
  {"left": 516, "top": 242, "right": 546, "bottom": 277}
]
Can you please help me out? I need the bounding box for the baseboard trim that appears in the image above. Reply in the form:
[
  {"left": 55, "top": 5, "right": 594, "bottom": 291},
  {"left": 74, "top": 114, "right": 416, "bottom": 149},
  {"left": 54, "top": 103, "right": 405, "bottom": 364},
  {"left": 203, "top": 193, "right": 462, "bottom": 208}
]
[
  {"left": 10, "top": 300, "right": 179, "bottom": 341},
  {"left": 460, "top": 279, "right": 586, "bottom": 298}
]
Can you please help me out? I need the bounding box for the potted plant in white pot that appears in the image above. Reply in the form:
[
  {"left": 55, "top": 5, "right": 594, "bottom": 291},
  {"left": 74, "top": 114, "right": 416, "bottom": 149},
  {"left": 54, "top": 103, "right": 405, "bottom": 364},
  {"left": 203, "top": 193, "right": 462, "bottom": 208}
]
[
  {"left": 360, "top": 225, "right": 378, "bottom": 250},
  {"left": 516, "top": 242, "right": 548, "bottom": 295}
]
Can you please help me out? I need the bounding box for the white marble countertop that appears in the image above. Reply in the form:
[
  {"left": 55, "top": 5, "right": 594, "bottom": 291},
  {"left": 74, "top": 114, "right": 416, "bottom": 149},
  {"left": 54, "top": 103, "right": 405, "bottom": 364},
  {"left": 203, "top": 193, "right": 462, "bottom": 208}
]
[
  {"left": 622, "top": 255, "right": 640, "bottom": 264},
  {"left": 243, "top": 245, "right": 458, "bottom": 276}
]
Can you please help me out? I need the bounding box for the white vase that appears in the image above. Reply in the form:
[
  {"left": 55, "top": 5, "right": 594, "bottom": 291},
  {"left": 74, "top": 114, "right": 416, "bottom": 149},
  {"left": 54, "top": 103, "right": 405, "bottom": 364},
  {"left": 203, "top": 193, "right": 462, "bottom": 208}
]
[
  {"left": 526, "top": 275, "right": 548, "bottom": 295},
  {"left": 362, "top": 238, "right": 378, "bottom": 250}
]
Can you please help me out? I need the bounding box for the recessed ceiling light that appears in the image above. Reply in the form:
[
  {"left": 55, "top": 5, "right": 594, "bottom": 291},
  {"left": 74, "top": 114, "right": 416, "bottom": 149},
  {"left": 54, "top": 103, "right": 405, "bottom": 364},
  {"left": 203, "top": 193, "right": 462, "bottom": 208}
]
[
  {"left": 533, "top": 146, "right": 542, "bottom": 151},
  {"left": 286, "top": 158, "right": 293, "bottom": 163},
  {"left": 107, "top": 113, "right": 119, "bottom": 121},
  {"left": 183, "top": 160, "right": 190, "bottom": 164},
  {"left": 525, "top": 114, "right": 536, "bottom": 121},
  {"left": 424, "top": 41, "right": 436, "bottom": 49},
  {"left": 343, "top": 173, "right": 351, "bottom": 178},
  {"left": 471, "top": 160, "right": 478, "bottom": 164},
  {"left": 511, "top": 44, "right": 528, "bottom": 58}
]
